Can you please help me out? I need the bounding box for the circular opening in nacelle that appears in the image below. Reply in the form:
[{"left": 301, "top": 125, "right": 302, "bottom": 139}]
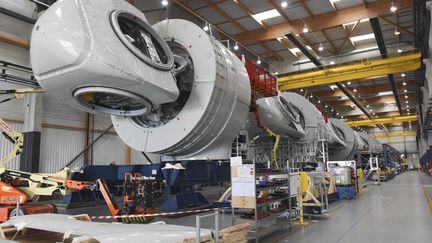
[
  {"left": 110, "top": 10, "right": 174, "bottom": 71},
  {"left": 279, "top": 97, "right": 305, "bottom": 130},
  {"left": 73, "top": 87, "right": 152, "bottom": 116},
  {"left": 132, "top": 41, "right": 194, "bottom": 128}
]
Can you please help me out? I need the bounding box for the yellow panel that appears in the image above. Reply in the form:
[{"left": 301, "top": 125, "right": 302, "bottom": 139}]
[
  {"left": 278, "top": 53, "right": 421, "bottom": 90},
  {"left": 371, "top": 132, "right": 416, "bottom": 138},
  {"left": 345, "top": 115, "right": 417, "bottom": 126},
  {"left": 299, "top": 172, "right": 308, "bottom": 194}
]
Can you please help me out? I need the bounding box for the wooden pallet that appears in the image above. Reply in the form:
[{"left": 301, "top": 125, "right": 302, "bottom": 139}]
[{"left": 182, "top": 223, "right": 250, "bottom": 243}]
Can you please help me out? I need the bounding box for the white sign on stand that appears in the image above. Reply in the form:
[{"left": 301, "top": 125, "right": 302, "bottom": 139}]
[
  {"left": 230, "top": 157, "right": 256, "bottom": 209},
  {"left": 230, "top": 156, "right": 243, "bottom": 166}
]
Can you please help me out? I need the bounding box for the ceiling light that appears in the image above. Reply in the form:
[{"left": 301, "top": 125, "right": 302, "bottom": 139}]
[
  {"left": 353, "top": 89, "right": 357, "bottom": 92},
  {"left": 405, "top": 101, "right": 409, "bottom": 104},
  {"left": 306, "top": 45, "right": 312, "bottom": 50},
  {"left": 289, "top": 48, "right": 301, "bottom": 53},
  {"left": 330, "top": 61, "right": 335, "bottom": 65},
  {"left": 318, "top": 100, "right": 321, "bottom": 103},
  {"left": 341, "top": 116, "right": 344, "bottom": 118},
  {"left": 405, "top": 95, "right": 408, "bottom": 98},
  {"left": 256, "top": 58, "right": 261, "bottom": 64},
  {"left": 373, "top": 112, "right": 376, "bottom": 115},
  {"left": 234, "top": 42, "right": 239, "bottom": 50},
  {"left": 403, "top": 82, "right": 406, "bottom": 85},
  {"left": 274, "top": 71, "right": 278, "bottom": 75},
  {"left": 369, "top": 109, "right": 373, "bottom": 112},
  {"left": 350, "top": 33, "right": 375, "bottom": 42},
  {"left": 406, "top": 105, "right": 409, "bottom": 108},
  {"left": 331, "top": 109, "right": 334, "bottom": 112},
  {"left": 303, "top": 24, "right": 309, "bottom": 33},
  {"left": 300, "top": 89, "right": 304, "bottom": 92},
  {"left": 347, "top": 81, "right": 351, "bottom": 85},
  {"left": 203, "top": 24, "right": 209, "bottom": 31},
  {"left": 397, "top": 48, "right": 403, "bottom": 53},
  {"left": 325, "top": 105, "right": 328, "bottom": 108},
  {"left": 401, "top": 73, "right": 406, "bottom": 77},
  {"left": 281, "top": 1, "right": 288, "bottom": 8},
  {"left": 366, "top": 105, "right": 370, "bottom": 108},
  {"left": 329, "top": 85, "right": 337, "bottom": 90},
  {"left": 390, "top": 2, "right": 397, "bottom": 12},
  {"left": 404, "top": 89, "right": 407, "bottom": 93},
  {"left": 407, "top": 112, "right": 410, "bottom": 115},
  {"left": 318, "top": 44, "right": 324, "bottom": 51},
  {"left": 161, "top": 0, "right": 168, "bottom": 6},
  {"left": 378, "top": 91, "right": 393, "bottom": 96},
  {"left": 310, "top": 95, "right": 313, "bottom": 98},
  {"left": 394, "top": 29, "right": 400, "bottom": 35},
  {"left": 336, "top": 112, "right": 339, "bottom": 115},
  {"left": 252, "top": 9, "right": 281, "bottom": 23}
]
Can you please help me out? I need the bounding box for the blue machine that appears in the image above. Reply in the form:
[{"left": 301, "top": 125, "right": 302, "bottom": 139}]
[
  {"left": 61, "top": 164, "right": 163, "bottom": 208},
  {"left": 336, "top": 185, "right": 356, "bottom": 200},
  {"left": 65, "top": 161, "right": 230, "bottom": 212},
  {"left": 382, "top": 144, "right": 402, "bottom": 168},
  {"left": 71, "top": 164, "right": 163, "bottom": 181},
  {"left": 159, "top": 160, "right": 230, "bottom": 211}
]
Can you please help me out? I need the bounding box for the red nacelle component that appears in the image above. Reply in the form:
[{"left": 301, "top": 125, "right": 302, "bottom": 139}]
[
  {"left": 245, "top": 59, "right": 278, "bottom": 97},
  {"left": 315, "top": 105, "right": 329, "bottom": 123}
]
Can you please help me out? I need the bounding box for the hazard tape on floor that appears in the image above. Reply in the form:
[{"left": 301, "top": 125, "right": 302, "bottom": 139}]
[{"left": 90, "top": 207, "right": 229, "bottom": 220}]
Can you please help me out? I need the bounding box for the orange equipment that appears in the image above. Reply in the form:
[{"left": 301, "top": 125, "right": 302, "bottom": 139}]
[
  {"left": 0, "top": 169, "right": 95, "bottom": 222},
  {"left": 97, "top": 173, "right": 160, "bottom": 223},
  {"left": 0, "top": 180, "right": 56, "bottom": 222}
]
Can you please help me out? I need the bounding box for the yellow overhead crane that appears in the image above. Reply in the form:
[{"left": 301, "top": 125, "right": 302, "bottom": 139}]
[
  {"left": 345, "top": 115, "right": 417, "bottom": 127},
  {"left": 278, "top": 53, "right": 421, "bottom": 90},
  {"left": 372, "top": 132, "right": 416, "bottom": 138}
]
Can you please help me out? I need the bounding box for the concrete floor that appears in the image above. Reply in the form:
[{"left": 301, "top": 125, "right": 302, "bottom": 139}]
[
  {"left": 271, "top": 171, "right": 432, "bottom": 243},
  {"left": 59, "top": 171, "right": 431, "bottom": 243}
]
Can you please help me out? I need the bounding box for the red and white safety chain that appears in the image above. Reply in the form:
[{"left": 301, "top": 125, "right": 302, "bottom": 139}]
[{"left": 90, "top": 207, "right": 229, "bottom": 220}]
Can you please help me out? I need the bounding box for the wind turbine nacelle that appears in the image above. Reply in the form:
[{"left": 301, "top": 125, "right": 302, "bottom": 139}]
[{"left": 30, "top": 0, "right": 251, "bottom": 160}]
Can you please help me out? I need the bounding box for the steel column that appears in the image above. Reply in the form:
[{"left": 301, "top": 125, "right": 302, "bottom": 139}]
[{"left": 19, "top": 93, "right": 42, "bottom": 172}]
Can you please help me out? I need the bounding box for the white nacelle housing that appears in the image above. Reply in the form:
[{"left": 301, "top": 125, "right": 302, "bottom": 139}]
[
  {"left": 255, "top": 92, "right": 365, "bottom": 161},
  {"left": 113, "top": 19, "right": 251, "bottom": 159},
  {"left": 30, "top": 0, "right": 251, "bottom": 160},
  {"left": 30, "top": 0, "right": 179, "bottom": 116}
]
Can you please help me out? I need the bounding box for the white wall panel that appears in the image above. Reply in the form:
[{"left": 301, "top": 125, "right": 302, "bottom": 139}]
[
  {"left": 0, "top": 13, "right": 32, "bottom": 65},
  {"left": 0, "top": 42, "right": 29, "bottom": 65},
  {"left": 0, "top": 122, "right": 21, "bottom": 170},
  {"left": 0, "top": 98, "right": 23, "bottom": 121},
  {"left": 41, "top": 95, "right": 86, "bottom": 127},
  {"left": 40, "top": 127, "right": 85, "bottom": 173},
  {"left": 91, "top": 133, "right": 126, "bottom": 165}
]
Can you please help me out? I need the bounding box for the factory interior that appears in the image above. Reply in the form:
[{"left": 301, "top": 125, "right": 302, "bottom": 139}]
[{"left": 0, "top": 0, "right": 431, "bottom": 242}]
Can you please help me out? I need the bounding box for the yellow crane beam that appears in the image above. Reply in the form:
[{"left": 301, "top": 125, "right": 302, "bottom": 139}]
[
  {"left": 345, "top": 115, "right": 417, "bottom": 126},
  {"left": 371, "top": 132, "right": 416, "bottom": 138},
  {"left": 278, "top": 53, "right": 421, "bottom": 90}
]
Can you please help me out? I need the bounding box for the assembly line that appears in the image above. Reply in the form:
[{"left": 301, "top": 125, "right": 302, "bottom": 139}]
[{"left": 0, "top": 0, "right": 430, "bottom": 242}]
